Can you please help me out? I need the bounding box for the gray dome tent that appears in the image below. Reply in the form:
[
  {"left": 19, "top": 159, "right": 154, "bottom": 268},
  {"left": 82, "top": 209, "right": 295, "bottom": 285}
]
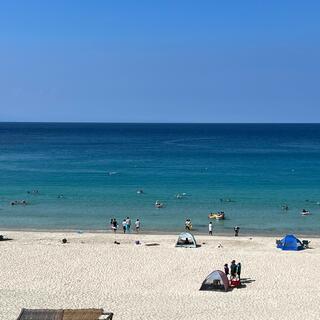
[
  {"left": 200, "top": 270, "right": 229, "bottom": 291},
  {"left": 175, "top": 232, "right": 197, "bottom": 248}
]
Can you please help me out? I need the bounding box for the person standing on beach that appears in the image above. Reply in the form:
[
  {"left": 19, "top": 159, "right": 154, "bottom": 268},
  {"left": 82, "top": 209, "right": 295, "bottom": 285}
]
[
  {"left": 224, "top": 263, "right": 229, "bottom": 277},
  {"left": 230, "top": 260, "right": 237, "bottom": 279},
  {"left": 208, "top": 222, "right": 213, "bottom": 235},
  {"left": 122, "top": 219, "right": 127, "bottom": 233},
  {"left": 237, "top": 262, "right": 241, "bottom": 280},
  {"left": 135, "top": 219, "right": 140, "bottom": 233},
  {"left": 234, "top": 226, "right": 240, "bottom": 236},
  {"left": 126, "top": 217, "right": 131, "bottom": 233}
]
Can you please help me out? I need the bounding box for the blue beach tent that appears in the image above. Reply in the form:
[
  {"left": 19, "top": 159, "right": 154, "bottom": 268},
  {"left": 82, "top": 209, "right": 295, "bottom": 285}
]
[{"left": 277, "top": 234, "right": 304, "bottom": 251}]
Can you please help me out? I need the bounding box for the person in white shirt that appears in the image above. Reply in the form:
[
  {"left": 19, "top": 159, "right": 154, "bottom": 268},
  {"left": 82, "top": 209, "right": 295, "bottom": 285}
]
[
  {"left": 208, "top": 222, "right": 213, "bottom": 235},
  {"left": 135, "top": 219, "right": 140, "bottom": 233},
  {"left": 122, "top": 219, "right": 127, "bottom": 233}
]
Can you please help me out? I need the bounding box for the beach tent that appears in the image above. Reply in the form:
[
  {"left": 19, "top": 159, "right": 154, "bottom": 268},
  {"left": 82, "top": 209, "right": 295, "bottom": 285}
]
[
  {"left": 199, "top": 270, "right": 229, "bottom": 292},
  {"left": 175, "top": 232, "right": 197, "bottom": 248},
  {"left": 16, "top": 308, "right": 113, "bottom": 320},
  {"left": 277, "top": 234, "right": 304, "bottom": 251}
]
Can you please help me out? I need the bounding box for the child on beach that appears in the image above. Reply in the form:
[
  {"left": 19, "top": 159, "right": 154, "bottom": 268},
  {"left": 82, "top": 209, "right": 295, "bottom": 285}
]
[
  {"left": 135, "top": 219, "right": 140, "bottom": 233},
  {"left": 208, "top": 222, "right": 213, "bottom": 235}
]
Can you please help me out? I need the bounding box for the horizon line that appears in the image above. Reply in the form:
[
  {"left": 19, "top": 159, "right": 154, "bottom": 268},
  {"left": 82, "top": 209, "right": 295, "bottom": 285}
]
[{"left": 1, "top": 121, "right": 320, "bottom": 125}]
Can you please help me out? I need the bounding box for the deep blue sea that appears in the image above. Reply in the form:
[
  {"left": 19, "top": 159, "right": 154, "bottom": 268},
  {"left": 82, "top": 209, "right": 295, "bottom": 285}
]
[{"left": 1, "top": 123, "right": 320, "bottom": 235}]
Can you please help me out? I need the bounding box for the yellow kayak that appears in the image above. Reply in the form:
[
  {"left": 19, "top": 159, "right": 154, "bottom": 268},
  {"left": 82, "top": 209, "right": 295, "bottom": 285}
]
[{"left": 208, "top": 212, "right": 225, "bottom": 220}]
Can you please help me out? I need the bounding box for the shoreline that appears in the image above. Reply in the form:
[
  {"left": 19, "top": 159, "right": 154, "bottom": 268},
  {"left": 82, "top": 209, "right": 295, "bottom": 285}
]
[{"left": 1, "top": 227, "right": 319, "bottom": 239}]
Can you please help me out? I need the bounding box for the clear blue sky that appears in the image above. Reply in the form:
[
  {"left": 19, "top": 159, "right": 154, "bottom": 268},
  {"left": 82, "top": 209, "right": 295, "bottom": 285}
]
[{"left": 0, "top": 0, "right": 319, "bottom": 122}]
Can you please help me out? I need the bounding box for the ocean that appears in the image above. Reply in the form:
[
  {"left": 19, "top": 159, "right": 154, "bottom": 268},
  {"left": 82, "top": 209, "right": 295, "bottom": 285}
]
[{"left": 0, "top": 123, "right": 320, "bottom": 235}]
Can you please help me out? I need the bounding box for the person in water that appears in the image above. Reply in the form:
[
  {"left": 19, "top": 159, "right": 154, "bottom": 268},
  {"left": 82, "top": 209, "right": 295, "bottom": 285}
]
[
  {"left": 185, "top": 219, "right": 192, "bottom": 231},
  {"left": 234, "top": 226, "right": 240, "bottom": 236}
]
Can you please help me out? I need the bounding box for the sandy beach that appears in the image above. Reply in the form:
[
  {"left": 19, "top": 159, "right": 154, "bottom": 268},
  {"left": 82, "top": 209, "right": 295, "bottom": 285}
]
[{"left": 1, "top": 231, "right": 319, "bottom": 320}]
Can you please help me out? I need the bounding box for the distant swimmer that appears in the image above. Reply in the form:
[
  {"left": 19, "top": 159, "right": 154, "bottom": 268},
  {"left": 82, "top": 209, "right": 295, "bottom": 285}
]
[
  {"left": 27, "top": 190, "right": 39, "bottom": 195},
  {"left": 220, "top": 198, "right": 235, "bottom": 203},
  {"left": 57, "top": 194, "right": 65, "bottom": 199},
  {"left": 301, "top": 209, "right": 311, "bottom": 216},
  {"left": 137, "top": 189, "right": 144, "bottom": 194},
  {"left": 11, "top": 200, "right": 27, "bottom": 206},
  {"left": 176, "top": 192, "right": 189, "bottom": 199},
  {"left": 155, "top": 200, "right": 164, "bottom": 208},
  {"left": 281, "top": 204, "right": 289, "bottom": 211}
]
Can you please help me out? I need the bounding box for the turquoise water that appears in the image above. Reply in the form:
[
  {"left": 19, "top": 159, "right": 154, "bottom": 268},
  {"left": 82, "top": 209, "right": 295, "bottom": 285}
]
[{"left": 0, "top": 123, "right": 320, "bottom": 235}]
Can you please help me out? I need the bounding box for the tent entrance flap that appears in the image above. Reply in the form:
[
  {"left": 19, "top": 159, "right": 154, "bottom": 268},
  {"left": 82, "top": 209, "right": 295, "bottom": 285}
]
[{"left": 175, "top": 232, "right": 197, "bottom": 248}]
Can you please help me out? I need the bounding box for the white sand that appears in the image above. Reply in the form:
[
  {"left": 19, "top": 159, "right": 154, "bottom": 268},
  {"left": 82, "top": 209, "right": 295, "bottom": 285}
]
[{"left": 1, "top": 231, "right": 319, "bottom": 320}]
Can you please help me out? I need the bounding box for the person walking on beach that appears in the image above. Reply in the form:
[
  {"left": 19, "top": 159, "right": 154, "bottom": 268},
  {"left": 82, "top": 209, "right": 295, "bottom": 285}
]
[
  {"left": 237, "top": 262, "right": 241, "bottom": 281},
  {"left": 126, "top": 217, "right": 131, "bottom": 233},
  {"left": 208, "top": 222, "right": 213, "bottom": 236},
  {"left": 234, "top": 226, "right": 240, "bottom": 237},
  {"left": 230, "top": 260, "right": 237, "bottom": 279},
  {"left": 135, "top": 219, "right": 140, "bottom": 233},
  {"left": 122, "top": 219, "right": 127, "bottom": 233}
]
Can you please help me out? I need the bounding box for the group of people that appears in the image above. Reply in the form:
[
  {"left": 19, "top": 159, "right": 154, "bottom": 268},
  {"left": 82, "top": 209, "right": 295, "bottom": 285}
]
[
  {"left": 208, "top": 223, "right": 240, "bottom": 236},
  {"left": 10, "top": 200, "right": 27, "bottom": 206},
  {"left": 183, "top": 220, "right": 240, "bottom": 237},
  {"left": 110, "top": 217, "right": 141, "bottom": 233},
  {"left": 110, "top": 217, "right": 239, "bottom": 236},
  {"left": 224, "top": 260, "right": 241, "bottom": 280}
]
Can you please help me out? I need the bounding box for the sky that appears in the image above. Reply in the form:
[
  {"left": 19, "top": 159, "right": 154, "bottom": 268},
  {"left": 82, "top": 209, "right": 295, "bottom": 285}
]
[{"left": 0, "top": 0, "right": 319, "bottom": 123}]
